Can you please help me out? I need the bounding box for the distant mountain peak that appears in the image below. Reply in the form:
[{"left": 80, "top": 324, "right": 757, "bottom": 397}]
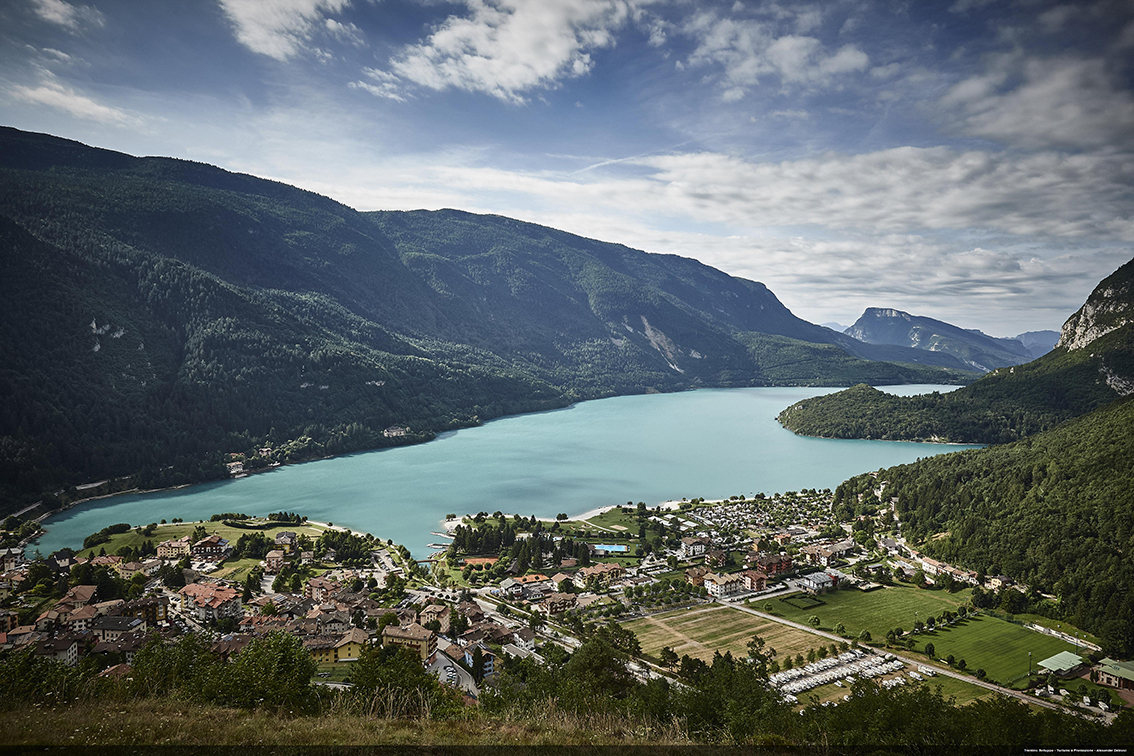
[{"left": 846, "top": 307, "right": 1031, "bottom": 372}]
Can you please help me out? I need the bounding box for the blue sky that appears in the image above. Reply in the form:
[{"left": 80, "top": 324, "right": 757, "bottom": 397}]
[{"left": 2, "top": 0, "right": 1133, "bottom": 335}]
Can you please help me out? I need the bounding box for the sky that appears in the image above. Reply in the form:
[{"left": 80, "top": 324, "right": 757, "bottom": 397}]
[{"left": 1, "top": 0, "right": 1133, "bottom": 336}]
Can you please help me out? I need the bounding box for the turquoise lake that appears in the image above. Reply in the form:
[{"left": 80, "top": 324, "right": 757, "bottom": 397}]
[{"left": 29, "top": 385, "right": 978, "bottom": 559}]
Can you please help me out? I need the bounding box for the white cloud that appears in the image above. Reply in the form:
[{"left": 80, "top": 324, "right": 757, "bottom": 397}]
[
  {"left": 31, "top": 0, "right": 104, "bottom": 31},
  {"left": 350, "top": 68, "right": 406, "bottom": 102},
  {"left": 7, "top": 72, "right": 141, "bottom": 126},
  {"left": 940, "top": 55, "right": 1134, "bottom": 149},
  {"left": 374, "top": 0, "right": 643, "bottom": 104},
  {"left": 684, "top": 11, "right": 868, "bottom": 99},
  {"left": 325, "top": 18, "right": 365, "bottom": 46},
  {"left": 218, "top": 0, "right": 351, "bottom": 61}
]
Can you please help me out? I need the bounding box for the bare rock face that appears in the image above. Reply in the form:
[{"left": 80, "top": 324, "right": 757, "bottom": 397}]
[{"left": 1058, "top": 259, "right": 1134, "bottom": 351}]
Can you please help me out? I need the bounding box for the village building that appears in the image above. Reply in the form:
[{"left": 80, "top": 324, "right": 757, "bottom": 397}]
[
  {"left": 678, "top": 537, "right": 711, "bottom": 559},
  {"left": 574, "top": 562, "right": 624, "bottom": 588},
  {"left": 191, "top": 535, "right": 231, "bottom": 560},
  {"left": 381, "top": 621, "right": 437, "bottom": 664},
  {"left": 801, "top": 572, "right": 837, "bottom": 593},
  {"left": 118, "top": 595, "right": 169, "bottom": 626},
  {"left": 703, "top": 571, "right": 745, "bottom": 598},
  {"left": 685, "top": 565, "right": 710, "bottom": 587},
  {"left": 57, "top": 585, "right": 98, "bottom": 612},
  {"left": 179, "top": 583, "right": 242, "bottom": 622},
  {"left": 1096, "top": 658, "right": 1134, "bottom": 690},
  {"left": 741, "top": 570, "right": 768, "bottom": 592},
  {"left": 1038, "top": 651, "right": 1086, "bottom": 678},
  {"left": 305, "top": 576, "right": 342, "bottom": 602},
  {"left": 305, "top": 627, "right": 369, "bottom": 664},
  {"left": 157, "top": 536, "right": 193, "bottom": 560},
  {"left": 705, "top": 549, "right": 729, "bottom": 567},
  {"left": 265, "top": 550, "right": 286, "bottom": 573},
  {"left": 463, "top": 642, "right": 496, "bottom": 677},
  {"left": 750, "top": 552, "right": 793, "bottom": 575},
  {"left": 35, "top": 634, "right": 82, "bottom": 666},
  {"left": 540, "top": 592, "right": 577, "bottom": 615},
  {"left": 274, "top": 532, "right": 297, "bottom": 552},
  {"left": 418, "top": 604, "right": 450, "bottom": 634},
  {"left": 90, "top": 615, "right": 145, "bottom": 642}
]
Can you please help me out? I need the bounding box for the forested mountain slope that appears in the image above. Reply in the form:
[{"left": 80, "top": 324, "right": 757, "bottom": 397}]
[
  {"left": 836, "top": 395, "right": 1134, "bottom": 655},
  {"left": 844, "top": 307, "right": 1032, "bottom": 372},
  {"left": 0, "top": 128, "right": 970, "bottom": 512},
  {"left": 778, "top": 257, "right": 1134, "bottom": 444}
]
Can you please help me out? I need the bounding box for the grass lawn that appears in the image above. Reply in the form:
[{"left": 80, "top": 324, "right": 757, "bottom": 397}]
[
  {"left": 76, "top": 520, "right": 329, "bottom": 558},
  {"left": 312, "top": 661, "right": 358, "bottom": 683},
  {"left": 211, "top": 557, "right": 262, "bottom": 583},
  {"left": 916, "top": 614, "right": 1083, "bottom": 688},
  {"left": 624, "top": 605, "right": 830, "bottom": 664},
  {"left": 765, "top": 584, "right": 972, "bottom": 639}
]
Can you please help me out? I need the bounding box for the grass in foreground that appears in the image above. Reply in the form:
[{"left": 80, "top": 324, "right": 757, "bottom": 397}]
[{"left": 0, "top": 699, "right": 692, "bottom": 747}]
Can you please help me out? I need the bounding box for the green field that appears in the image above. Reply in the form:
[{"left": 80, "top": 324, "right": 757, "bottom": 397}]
[
  {"left": 916, "top": 614, "right": 1083, "bottom": 688},
  {"left": 767, "top": 586, "right": 1090, "bottom": 690},
  {"left": 210, "top": 557, "right": 263, "bottom": 583},
  {"left": 624, "top": 605, "right": 828, "bottom": 664},
  {"left": 767, "top": 585, "right": 973, "bottom": 639},
  {"left": 77, "top": 520, "right": 330, "bottom": 558}
]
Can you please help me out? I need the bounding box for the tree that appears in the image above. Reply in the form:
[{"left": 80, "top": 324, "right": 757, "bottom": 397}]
[
  {"left": 924, "top": 642, "right": 936, "bottom": 658},
  {"left": 660, "top": 646, "right": 679, "bottom": 668},
  {"left": 808, "top": 615, "right": 821, "bottom": 628},
  {"left": 229, "top": 632, "right": 317, "bottom": 711},
  {"left": 746, "top": 633, "right": 775, "bottom": 678},
  {"left": 835, "top": 622, "right": 847, "bottom": 635},
  {"left": 859, "top": 629, "right": 872, "bottom": 643},
  {"left": 471, "top": 646, "right": 486, "bottom": 683}
]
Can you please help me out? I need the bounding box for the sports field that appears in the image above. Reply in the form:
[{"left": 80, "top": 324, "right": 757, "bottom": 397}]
[
  {"left": 767, "top": 586, "right": 1084, "bottom": 688},
  {"left": 766, "top": 584, "right": 972, "bottom": 639},
  {"left": 623, "top": 604, "right": 826, "bottom": 663},
  {"left": 915, "top": 614, "right": 1081, "bottom": 687}
]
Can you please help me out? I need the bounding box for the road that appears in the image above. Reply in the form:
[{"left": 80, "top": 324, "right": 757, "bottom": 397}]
[{"left": 724, "top": 600, "right": 1109, "bottom": 721}]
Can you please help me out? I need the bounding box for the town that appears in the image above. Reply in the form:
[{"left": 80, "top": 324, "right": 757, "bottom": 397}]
[{"left": 1, "top": 486, "right": 1131, "bottom": 723}]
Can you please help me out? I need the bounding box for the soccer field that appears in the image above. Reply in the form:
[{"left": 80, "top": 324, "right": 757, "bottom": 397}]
[
  {"left": 916, "top": 614, "right": 1081, "bottom": 687},
  {"left": 624, "top": 604, "right": 827, "bottom": 663},
  {"left": 766, "top": 585, "right": 1083, "bottom": 688},
  {"left": 767, "top": 584, "right": 971, "bottom": 639}
]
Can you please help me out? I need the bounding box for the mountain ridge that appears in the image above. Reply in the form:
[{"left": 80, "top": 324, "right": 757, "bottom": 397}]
[
  {"left": 778, "top": 258, "right": 1134, "bottom": 444},
  {"left": 844, "top": 307, "right": 1032, "bottom": 372},
  {"left": 0, "top": 127, "right": 974, "bottom": 512}
]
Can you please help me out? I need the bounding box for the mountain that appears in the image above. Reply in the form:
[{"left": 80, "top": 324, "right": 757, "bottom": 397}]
[
  {"left": 1014, "top": 330, "right": 1060, "bottom": 360},
  {"left": 836, "top": 394, "right": 1134, "bottom": 656},
  {"left": 845, "top": 308, "right": 1032, "bottom": 372},
  {"left": 820, "top": 321, "right": 850, "bottom": 332},
  {"left": 0, "top": 127, "right": 974, "bottom": 512},
  {"left": 778, "top": 257, "right": 1134, "bottom": 444}
]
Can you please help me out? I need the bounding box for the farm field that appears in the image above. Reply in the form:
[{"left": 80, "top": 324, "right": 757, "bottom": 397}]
[
  {"left": 764, "top": 585, "right": 972, "bottom": 640},
  {"left": 624, "top": 604, "right": 828, "bottom": 664}
]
